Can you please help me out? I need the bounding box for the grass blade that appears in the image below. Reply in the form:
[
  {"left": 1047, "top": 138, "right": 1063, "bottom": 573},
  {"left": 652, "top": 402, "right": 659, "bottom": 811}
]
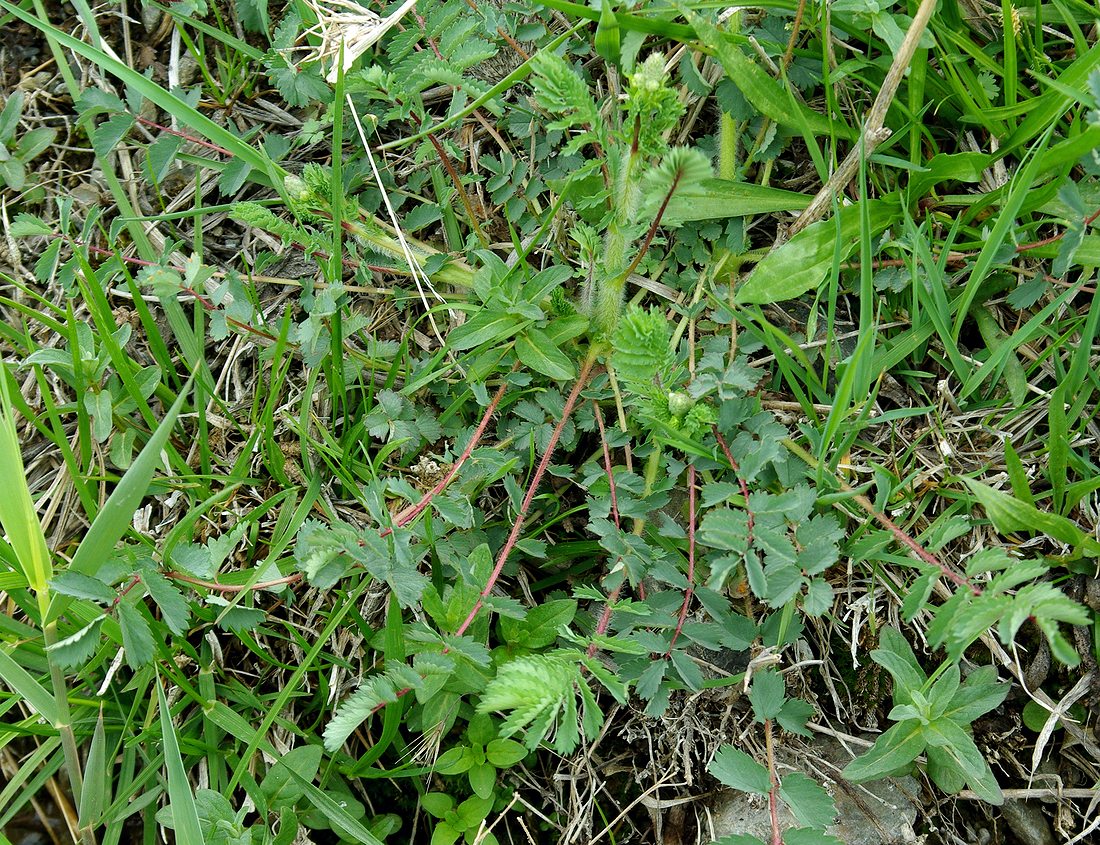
[{"left": 156, "top": 680, "right": 206, "bottom": 844}]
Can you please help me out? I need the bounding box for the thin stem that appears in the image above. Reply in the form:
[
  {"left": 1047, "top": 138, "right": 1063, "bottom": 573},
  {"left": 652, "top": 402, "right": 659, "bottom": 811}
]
[
  {"left": 620, "top": 170, "right": 683, "bottom": 282},
  {"left": 426, "top": 133, "right": 491, "bottom": 248},
  {"left": 593, "top": 402, "right": 621, "bottom": 531},
  {"left": 454, "top": 353, "right": 598, "bottom": 638},
  {"left": 765, "top": 718, "right": 783, "bottom": 845},
  {"left": 783, "top": 438, "right": 979, "bottom": 593},
  {"left": 665, "top": 465, "right": 696, "bottom": 656},
  {"left": 712, "top": 426, "right": 754, "bottom": 548},
  {"left": 384, "top": 370, "right": 515, "bottom": 536},
  {"left": 589, "top": 401, "right": 624, "bottom": 657}
]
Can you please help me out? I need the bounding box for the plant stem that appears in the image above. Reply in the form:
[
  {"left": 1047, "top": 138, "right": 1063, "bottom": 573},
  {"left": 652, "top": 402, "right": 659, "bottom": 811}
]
[
  {"left": 454, "top": 352, "right": 598, "bottom": 637},
  {"left": 665, "top": 465, "right": 696, "bottom": 655},
  {"left": 42, "top": 619, "right": 89, "bottom": 842},
  {"left": 765, "top": 718, "right": 783, "bottom": 845},
  {"left": 783, "top": 438, "right": 978, "bottom": 593}
]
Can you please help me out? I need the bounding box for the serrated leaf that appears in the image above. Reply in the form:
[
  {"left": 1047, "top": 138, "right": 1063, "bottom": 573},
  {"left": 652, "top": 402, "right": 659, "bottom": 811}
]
[
  {"left": 515, "top": 328, "right": 575, "bottom": 380},
  {"left": 699, "top": 507, "right": 751, "bottom": 553},
  {"left": 324, "top": 678, "right": 394, "bottom": 752},
  {"left": 748, "top": 668, "right": 785, "bottom": 722},
  {"left": 783, "top": 829, "right": 845, "bottom": 845},
  {"left": 142, "top": 569, "right": 191, "bottom": 636},
  {"left": 780, "top": 772, "right": 836, "bottom": 830},
  {"left": 117, "top": 601, "right": 156, "bottom": 668},
  {"left": 709, "top": 745, "right": 771, "bottom": 795},
  {"left": 91, "top": 113, "right": 134, "bottom": 160},
  {"left": 634, "top": 658, "right": 667, "bottom": 701},
  {"left": 45, "top": 617, "right": 106, "bottom": 669},
  {"left": 50, "top": 570, "right": 117, "bottom": 604},
  {"left": 612, "top": 305, "right": 673, "bottom": 389},
  {"left": 802, "top": 578, "right": 833, "bottom": 616},
  {"left": 776, "top": 697, "right": 815, "bottom": 737},
  {"left": 670, "top": 648, "right": 703, "bottom": 690},
  {"left": 10, "top": 213, "right": 52, "bottom": 237},
  {"left": 146, "top": 133, "right": 183, "bottom": 183}
]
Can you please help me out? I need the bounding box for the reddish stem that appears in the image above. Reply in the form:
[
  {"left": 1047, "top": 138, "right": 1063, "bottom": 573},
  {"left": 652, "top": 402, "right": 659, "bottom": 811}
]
[
  {"left": 133, "top": 115, "right": 233, "bottom": 156},
  {"left": 382, "top": 370, "right": 515, "bottom": 537},
  {"left": 712, "top": 426, "right": 754, "bottom": 549},
  {"left": 454, "top": 354, "right": 597, "bottom": 637},
  {"left": 765, "top": 718, "right": 783, "bottom": 845},
  {"left": 167, "top": 571, "right": 303, "bottom": 592},
  {"left": 425, "top": 132, "right": 490, "bottom": 247},
  {"left": 588, "top": 401, "right": 624, "bottom": 657},
  {"left": 853, "top": 491, "right": 979, "bottom": 594},
  {"left": 621, "top": 170, "right": 683, "bottom": 281},
  {"left": 593, "top": 402, "right": 621, "bottom": 531},
  {"left": 665, "top": 465, "right": 696, "bottom": 656}
]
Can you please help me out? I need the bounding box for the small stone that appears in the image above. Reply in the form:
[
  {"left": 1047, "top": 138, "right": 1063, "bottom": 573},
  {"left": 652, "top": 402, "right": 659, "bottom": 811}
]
[{"left": 1001, "top": 800, "right": 1055, "bottom": 845}]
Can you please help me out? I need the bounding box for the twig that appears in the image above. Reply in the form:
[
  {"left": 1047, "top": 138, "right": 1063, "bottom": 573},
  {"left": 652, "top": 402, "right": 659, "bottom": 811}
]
[{"left": 790, "top": 0, "right": 939, "bottom": 235}]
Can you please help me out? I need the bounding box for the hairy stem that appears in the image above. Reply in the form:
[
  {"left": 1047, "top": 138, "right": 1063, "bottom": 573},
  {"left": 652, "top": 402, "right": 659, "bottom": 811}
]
[
  {"left": 665, "top": 465, "right": 696, "bottom": 656},
  {"left": 454, "top": 353, "right": 598, "bottom": 638}
]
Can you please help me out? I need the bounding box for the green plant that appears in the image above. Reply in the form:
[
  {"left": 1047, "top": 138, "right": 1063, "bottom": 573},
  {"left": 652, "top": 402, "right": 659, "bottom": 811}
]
[
  {"left": 842, "top": 627, "right": 1010, "bottom": 804},
  {"left": 709, "top": 668, "right": 837, "bottom": 845},
  {"left": 2, "top": 1, "right": 1099, "bottom": 843},
  {"left": 0, "top": 91, "right": 55, "bottom": 191}
]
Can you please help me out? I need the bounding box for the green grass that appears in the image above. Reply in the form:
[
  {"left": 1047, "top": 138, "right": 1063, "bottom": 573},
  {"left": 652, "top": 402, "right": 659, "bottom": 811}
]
[{"left": 0, "top": 0, "right": 1098, "bottom": 843}]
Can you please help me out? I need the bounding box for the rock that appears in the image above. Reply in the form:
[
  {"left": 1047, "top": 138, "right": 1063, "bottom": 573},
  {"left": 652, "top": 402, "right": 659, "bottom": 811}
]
[
  {"left": 1001, "top": 800, "right": 1055, "bottom": 845},
  {"left": 710, "top": 735, "right": 921, "bottom": 845}
]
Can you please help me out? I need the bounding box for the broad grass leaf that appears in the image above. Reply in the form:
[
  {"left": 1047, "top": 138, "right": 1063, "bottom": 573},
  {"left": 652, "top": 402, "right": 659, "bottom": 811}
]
[
  {"left": 683, "top": 8, "right": 851, "bottom": 140},
  {"left": 0, "top": 373, "right": 52, "bottom": 595},
  {"left": 78, "top": 708, "right": 108, "bottom": 828},
  {"left": 156, "top": 680, "right": 205, "bottom": 844},
  {"left": 515, "top": 328, "right": 575, "bottom": 380},
  {"left": 736, "top": 199, "right": 897, "bottom": 304},
  {"left": 709, "top": 745, "right": 771, "bottom": 795},
  {"left": 53, "top": 376, "right": 193, "bottom": 626},
  {"left": 661, "top": 178, "right": 810, "bottom": 225}
]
